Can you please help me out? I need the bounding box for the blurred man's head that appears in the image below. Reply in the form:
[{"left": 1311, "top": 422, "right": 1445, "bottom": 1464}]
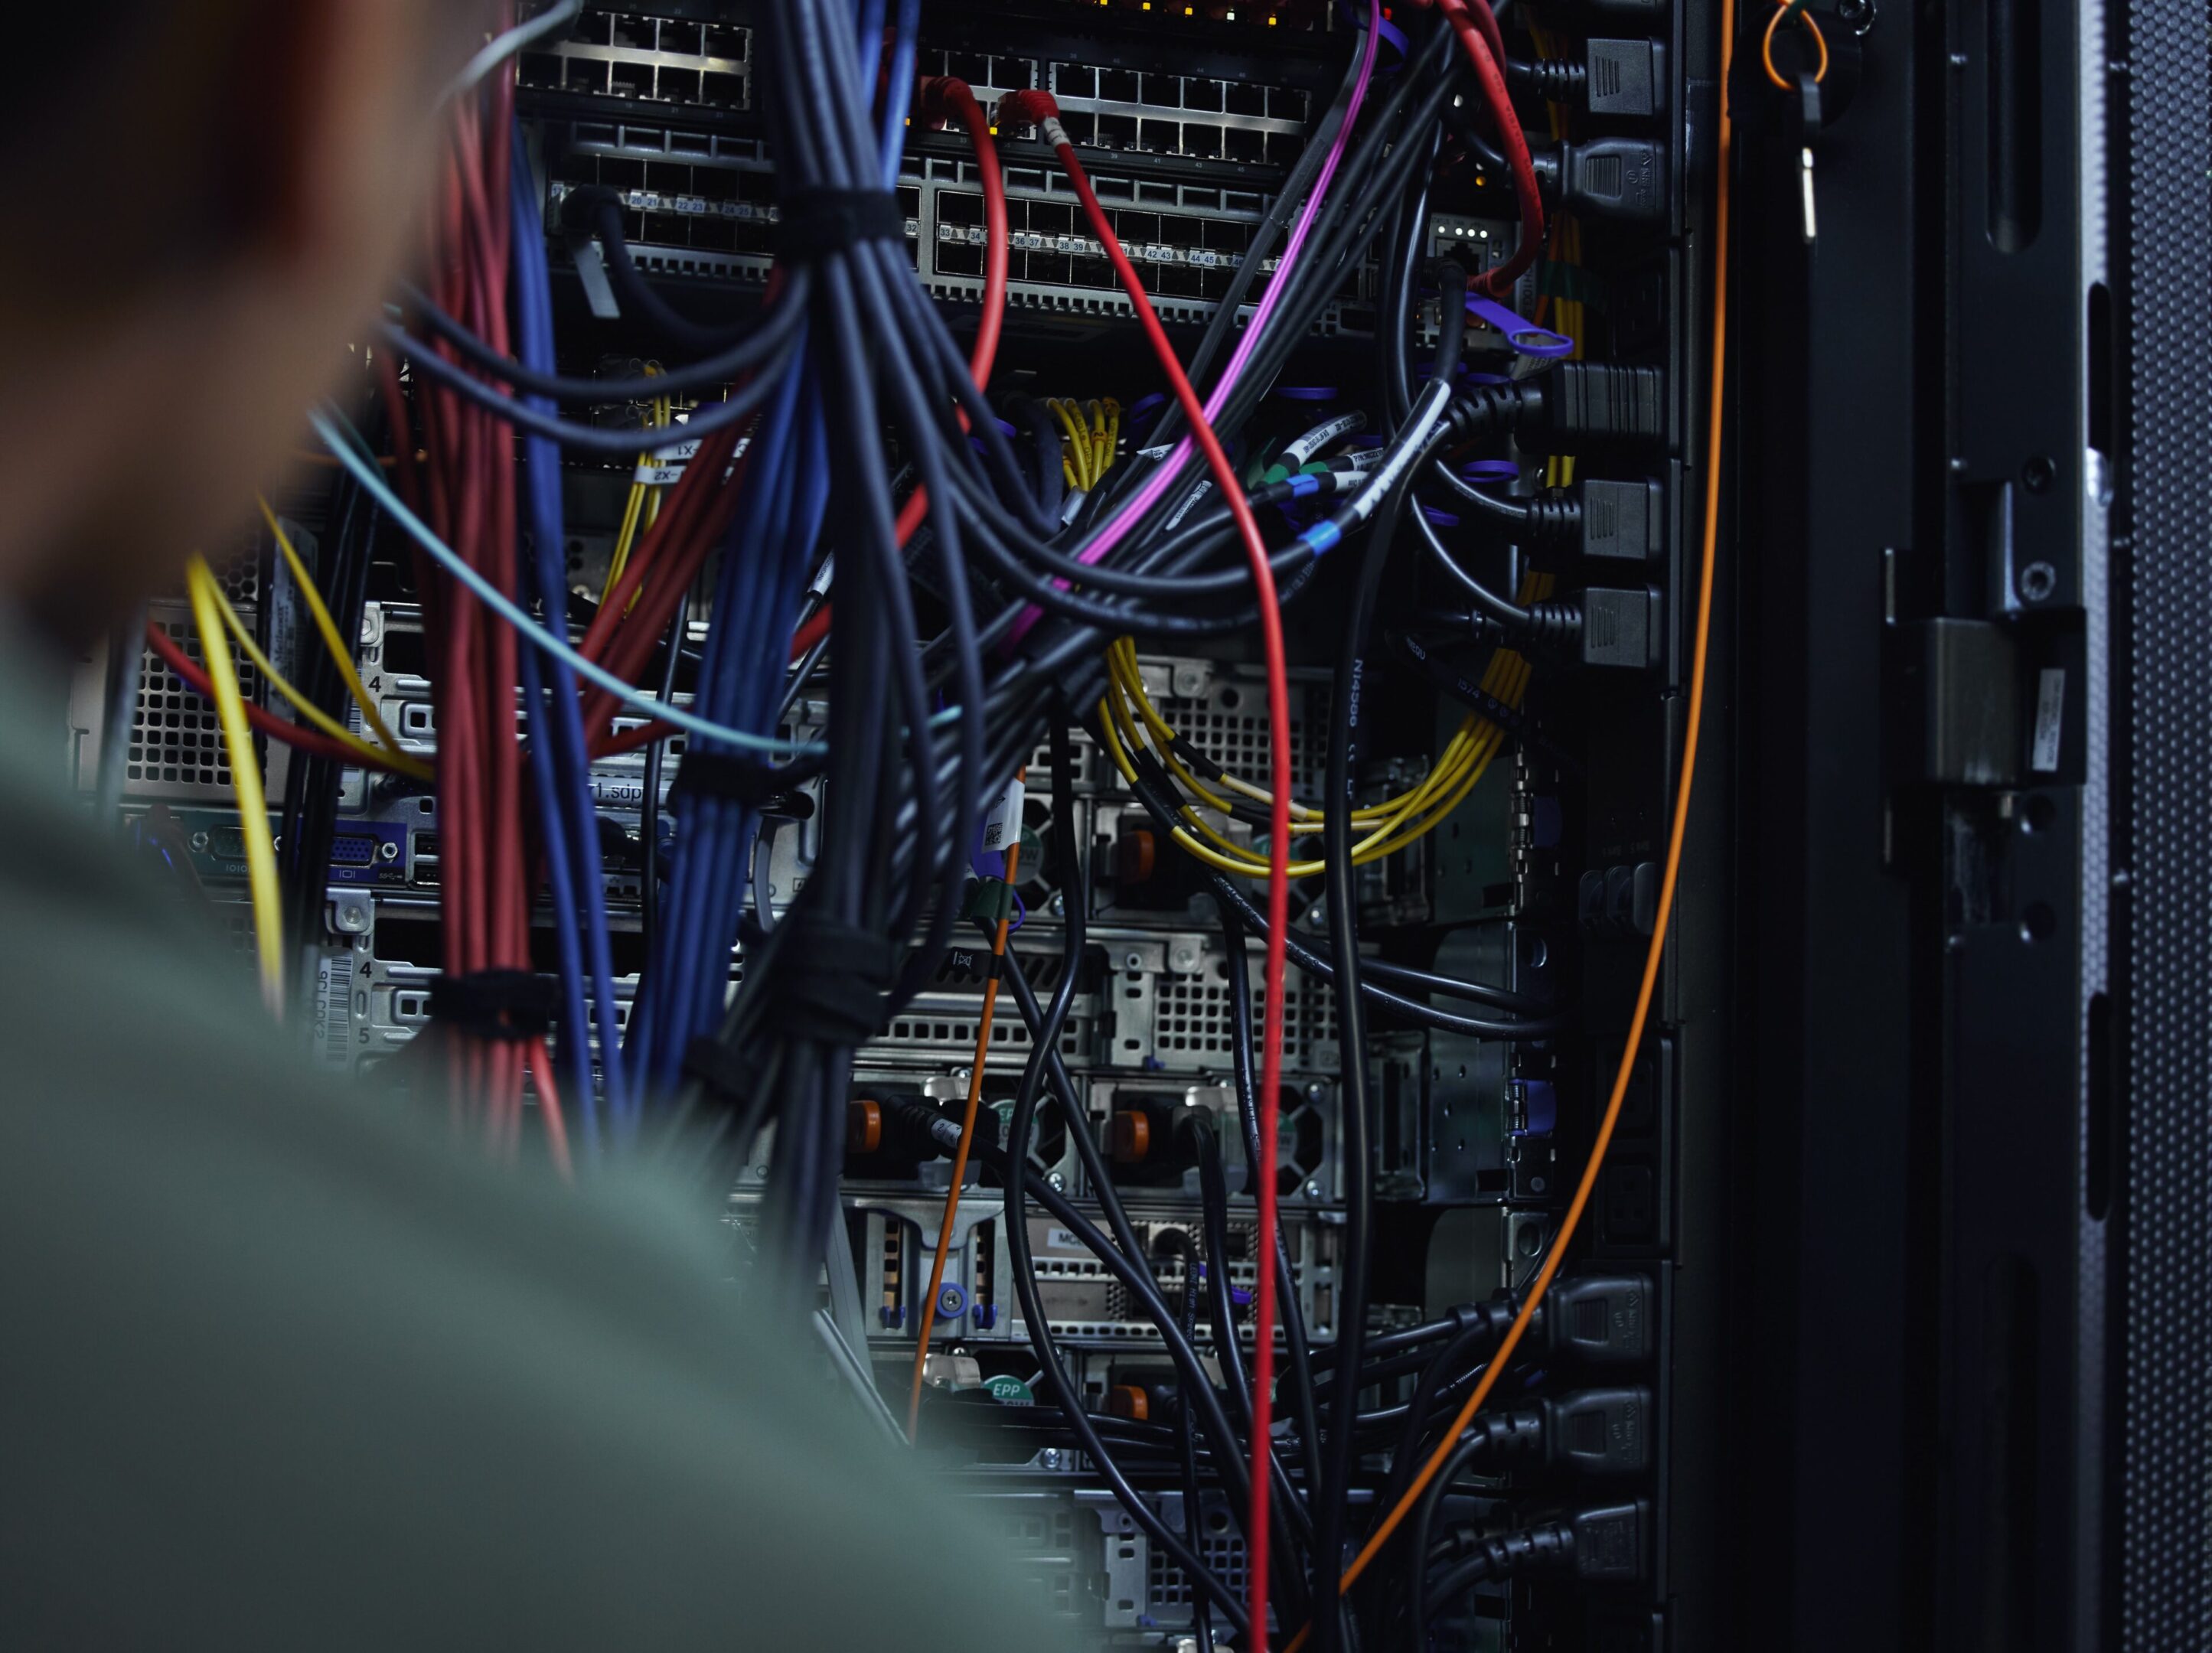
[{"left": 0, "top": 3, "right": 489, "bottom": 642}]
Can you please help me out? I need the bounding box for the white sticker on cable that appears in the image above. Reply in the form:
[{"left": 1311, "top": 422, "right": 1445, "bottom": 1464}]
[
  {"left": 632, "top": 432, "right": 750, "bottom": 486},
  {"left": 635, "top": 437, "right": 700, "bottom": 486},
  {"left": 981, "top": 776, "right": 1026, "bottom": 853},
  {"left": 2031, "top": 667, "right": 2066, "bottom": 772},
  {"left": 1040, "top": 116, "right": 1071, "bottom": 149}
]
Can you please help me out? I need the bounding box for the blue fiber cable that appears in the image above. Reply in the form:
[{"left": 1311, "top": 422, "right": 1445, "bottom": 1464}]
[
  {"left": 513, "top": 135, "right": 631, "bottom": 1135},
  {"left": 314, "top": 407, "right": 965, "bottom": 757}
]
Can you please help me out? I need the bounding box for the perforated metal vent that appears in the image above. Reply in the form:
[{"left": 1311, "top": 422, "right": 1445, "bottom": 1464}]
[{"left": 129, "top": 614, "right": 266, "bottom": 799}]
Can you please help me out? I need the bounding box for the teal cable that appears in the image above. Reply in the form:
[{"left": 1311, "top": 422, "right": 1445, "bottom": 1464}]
[{"left": 314, "top": 406, "right": 886, "bottom": 758}]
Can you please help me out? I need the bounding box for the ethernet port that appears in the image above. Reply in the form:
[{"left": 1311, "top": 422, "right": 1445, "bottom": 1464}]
[
  {"left": 1055, "top": 110, "right": 1096, "bottom": 146},
  {"left": 1052, "top": 62, "right": 1097, "bottom": 98},
  {"left": 518, "top": 51, "right": 562, "bottom": 88},
  {"left": 1095, "top": 112, "right": 1137, "bottom": 149},
  {"left": 1136, "top": 118, "right": 1179, "bottom": 153},
  {"left": 938, "top": 190, "right": 984, "bottom": 226},
  {"left": 600, "top": 155, "right": 644, "bottom": 190},
  {"left": 935, "top": 241, "right": 984, "bottom": 278},
  {"left": 948, "top": 51, "right": 990, "bottom": 86},
  {"left": 1224, "top": 80, "right": 1267, "bottom": 117},
  {"left": 1184, "top": 124, "right": 1222, "bottom": 159},
  {"left": 660, "top": 67, "right": 702, "bottom": 104},
  {"left": 1224, "top": 127, "right": 1265, "bottom": 163},
  {"left": 703, "top": 25, "right": 744, "bottom": 61},
  {"left": 700, "top": 71, "right": 744, "bottom": 107},
  {"left": 1266, "top": 132, "right": 1306, "bottom": 167},
  {"left": 1072, "top": 256, "right": 1116, "bottom": 289},
  {"left": 1183, "top": 78, "right": 1225, "bottom": 114},
  {"left": 565, "top": 57, "right": 611, "bottom": 96},
  {"left": 1267, "top": 86, "right": 1310, "bottom": 120},
  {"left": 611, "top": 15, "right": 656, "bottom": 51},
  {"left": 659, "top": 21, "right": 703, "bottom": 56},
  {"left": 1030, "top": 199, "right": 1075, "bottom": 237},
  {"left": 1099, "top": 69, "right": 1142, "bottom": 105},
  {"left": 1158, "top": 214, "right": 1202, "bottom": 247},
  {"left": 608, "top": 59, "right": 652, "bottom": 99}
]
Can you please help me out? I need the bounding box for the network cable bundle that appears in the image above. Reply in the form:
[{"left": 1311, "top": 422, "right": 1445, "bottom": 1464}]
[{"left": 73, "top": 0, "right": 1723, "bottom": 1644}]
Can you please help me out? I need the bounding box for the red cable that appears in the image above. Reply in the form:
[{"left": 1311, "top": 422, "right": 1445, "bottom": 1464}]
[
  {"left": 789, "top": 75, "right": 1007, "bottom": 663},
  {"left": 1424, "top": 0, "right": 1545, "bottom": 296},
  {"left": 1001, "top": 87, "right": 1294, "bottom": 1648},
  {"left": 141, "top": 624, "right": 389, "bottom": 768}
]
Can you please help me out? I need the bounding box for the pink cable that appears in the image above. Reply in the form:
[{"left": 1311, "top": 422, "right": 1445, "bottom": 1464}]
[{"left": 1003, "top": 0, "right": 1382, "bottom": 646}]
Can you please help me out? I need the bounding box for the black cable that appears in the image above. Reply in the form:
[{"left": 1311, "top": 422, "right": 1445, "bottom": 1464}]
[
  {"left": 990, "top": 720, "right": 1248, "bottom": 1632},
  {"left": 638, "top": 592, "right": 687, "bottom": 960},
  {"left": 393, "top": 318, "right": 801, "bottom": 455},
  {"left": 584, "top": 192, "right": 775, "bottom": 353},
  {"left": 1158, "top": 1228, "right": 1216, "bottom": 1653},
  {"left": 1219, "top": 907, "right": 1326, "bottom": 1524},
  {"left": 386, "top": 266, "right": 809, "bottom": 401},
  {"left": 1119, "top": 764, "right": 1571, "bottom": 1038}
]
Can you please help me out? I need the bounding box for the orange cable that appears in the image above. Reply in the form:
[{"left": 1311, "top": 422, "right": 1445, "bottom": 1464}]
[
  {"left": 905, "top": 797, "right": 1026, "bottom": 1438},
  {"left": 1280, "top": 0, "right": 1736, "bottom": 1637}
]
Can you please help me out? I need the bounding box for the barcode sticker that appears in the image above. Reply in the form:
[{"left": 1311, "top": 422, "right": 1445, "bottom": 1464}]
[
  {"left": 2031, "top": 668, "right": 2066, "bottom": 772},
  {"left": 981, "top": 777, "right": 1026, "bottom": 853},
  {"left": 316, "top": 953, "right": 356, "bottom": 1070}
]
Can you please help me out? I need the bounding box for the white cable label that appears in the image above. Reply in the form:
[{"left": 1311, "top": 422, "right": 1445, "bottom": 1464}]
[
  {"left": 1040, "top": 116, "right": 1071, "bottom": 149},
  {"left": 2031, "top": 668, "right": 2065, "bottom": 772},
  {"left": 632, "top": 431, "right": 750, "bottom": 486},
  {"left": 634, "top": 437, "right": 700, "bottom": 486},
  {"left": 981, "top": 776, "right": 1026, "bottom": 853}
]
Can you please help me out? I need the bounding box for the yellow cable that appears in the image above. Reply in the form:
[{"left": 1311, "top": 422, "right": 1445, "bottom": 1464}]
[
  {"left": 204, "top": 574, "right": 435, "bottom": 783},
  {"left": 186, "top": 559, "right": 284, "bottom": 1016},
  {"left": 1050, "top": 399, "right": 1095, "bottom": 491},
  {"left": 256, "top": 496, "right": 407, "bottom": 755},
  {"left": 602, "top": 367, "right": 667, "bottom": 603}
]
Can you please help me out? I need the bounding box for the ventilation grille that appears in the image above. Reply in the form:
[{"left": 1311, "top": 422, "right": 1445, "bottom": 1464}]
[
  {"left": 1150, "top": 958, "right": 1337, "bottom": 1066},
  {"left": 1148, "top": 1527, "right": 1248, "bottom": 1609},
  {"left": 1160, "top": 678, "right": 1329, "bottom": 800},
  {"left": 131, "top": 615, "right": 266, "bottom": 797}
]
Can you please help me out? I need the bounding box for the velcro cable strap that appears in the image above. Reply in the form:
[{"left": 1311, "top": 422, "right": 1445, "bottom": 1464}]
[
  {"left": 682, "top": 1037, "right": 755, "bottom": 1104},
  {"left": 771, "top": 919, "right": 898, "bottom": 1044},
  {"left": 775, "top": 188, "right": 905, "bottom": 260},
  {"left": 429, "top": 970, "right": 556, "bottom": 1041},
  {"left": 673, "top": 751, "right": 817, "bottom": 817}
]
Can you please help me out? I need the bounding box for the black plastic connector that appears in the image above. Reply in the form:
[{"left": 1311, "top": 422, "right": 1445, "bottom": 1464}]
[
  {"left": 1566, "top": 1500, "right": 1650, "bottom": 1581},
  {"left": 1538, "top": 1387, "right": 1652, "bottom": 1476},
  {"left": 1427, "top": 1500, "right": 1651, "bottom": 1593},
  {"left": 1539, "top": 364, "right": 1669, "bottom": 445},
  {"left": 1525, "top": 137, "right": 1667, "bottom": 223},
  {"left": 1521, "top": 478, "right": 1664, "bottom": 561},
  {"left": 1535, "top": 0, "right": 1669, "bottom": 22},
  {"left": 1539, "top": 1272, "right": 1654, "bottom": 1362},
  {"left": 1581, "top": 585, "right": 1662, "bottom": 670},
  {"left": 1509, "top": 42, "right": 1668, "bottom": 118}
]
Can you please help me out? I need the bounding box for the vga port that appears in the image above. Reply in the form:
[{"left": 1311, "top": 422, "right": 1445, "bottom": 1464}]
[{"left": 329, "top": 830, "right": 380, "bottom": 869}]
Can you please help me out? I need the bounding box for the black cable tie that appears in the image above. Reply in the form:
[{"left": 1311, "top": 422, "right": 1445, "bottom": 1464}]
[
  {"left": 428, "top": 970, "right": 556, "bottom": 1041},
  {"left": 775, "top": 188, "right": 906, "bottom": 260},
  {"left": 682, "top": 1037, "right": 755, "bottom": 1104},
  {"left": 672, "top": 750, "right": 816, "bottom": 817},
  {"left": 768, "top": 917, "right": 899, "bottom": 1045}
]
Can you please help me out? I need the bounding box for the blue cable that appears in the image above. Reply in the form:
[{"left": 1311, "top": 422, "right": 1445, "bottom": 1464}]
[
  {"left": 513, "top": 135, "right": 630, "bottom": 1137},
  {"left": 314, "top": 406, "right": 966, "bottom": 757},
  {"left": 876, "top": 0, "right": 922, "bottom": 187}
]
